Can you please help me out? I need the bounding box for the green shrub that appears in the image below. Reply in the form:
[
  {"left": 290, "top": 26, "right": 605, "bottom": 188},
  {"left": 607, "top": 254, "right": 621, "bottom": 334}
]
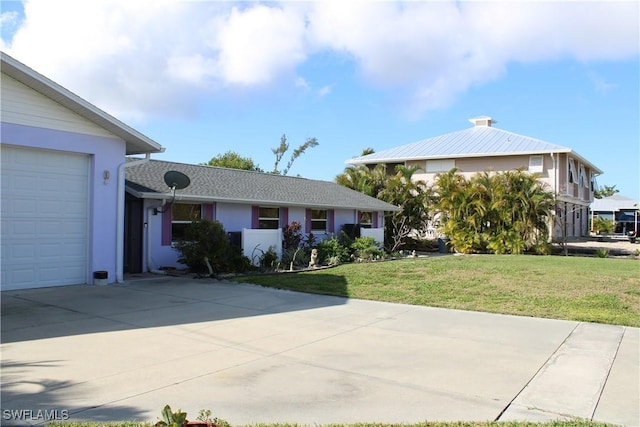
[
  {"left": 259, "top": 245, "right": 279, "bottom": 269},
  {"left": 317, "top": 237, "right": 350, "bottom": 264},
  {"left": 596, "top": 248, "right": 610, "bottom": 258},
  {"left": 592, "top": 216, "right": 615, "bottom": 234},
  {"left": 196, "top": 409, "right": 230, "bottom": 427},
  {"left": 403, "top": 237, "right": 438, "bottom": 252},
  {"left": 351, "top": 236, "right": 384, "bottom": 261},
  {"left": 155, "top": 404, "right": 186, "bottom": 427},
  {"left": 281, "top": 246, "right": 309, "bottom": 270},
  {"left": 225, "top": 244, "right": 253, "bottom": 273},
  {"left": 530, "top": 241, "right": 553, "bottom": 255},
  {"left": 174, "top": 219, "right": 230, "bottom": 275}
]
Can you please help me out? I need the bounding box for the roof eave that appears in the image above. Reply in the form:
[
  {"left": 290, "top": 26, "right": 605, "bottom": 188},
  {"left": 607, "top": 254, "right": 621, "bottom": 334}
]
[
  {"left": 127, "top": 189, "right": 401, "bottom": 212},
  {"left": 347, "top": 149, "right": 574, "bottom": 165},
  {"left": 1, "top": 52, "right": 164, "bottom": 155}
]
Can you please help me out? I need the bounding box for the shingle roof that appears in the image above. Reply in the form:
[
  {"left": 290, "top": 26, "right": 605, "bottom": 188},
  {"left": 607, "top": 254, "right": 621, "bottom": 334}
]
[
  {"left": 1, "top": 52, "right": 163, "bottom": 155},
  {"left": 348, "top": 122, "right": 602, "bottom": 174},
  {"left": 125, "top": 159, "right": 400, "bottom": 211}
]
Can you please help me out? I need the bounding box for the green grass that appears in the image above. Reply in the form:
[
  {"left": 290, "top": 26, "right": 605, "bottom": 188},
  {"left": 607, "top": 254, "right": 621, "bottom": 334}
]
[{"left": 233, "top": 255, "right": 640, "bottom": 327}]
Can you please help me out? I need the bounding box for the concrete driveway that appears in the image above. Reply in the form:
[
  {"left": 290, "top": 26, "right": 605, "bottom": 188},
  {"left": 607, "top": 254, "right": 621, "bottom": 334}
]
[{"left": 1, "top": 276, "right": 638, "bottom": 426}]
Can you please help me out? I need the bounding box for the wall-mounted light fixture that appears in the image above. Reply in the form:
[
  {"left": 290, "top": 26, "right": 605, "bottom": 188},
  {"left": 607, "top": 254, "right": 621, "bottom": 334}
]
[{"left": 103, "top": 170, "right": 110, "bottom": 185}]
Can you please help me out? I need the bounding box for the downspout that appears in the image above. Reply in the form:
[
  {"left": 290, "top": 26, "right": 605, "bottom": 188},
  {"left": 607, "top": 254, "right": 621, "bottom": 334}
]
[{"left": 116, "top": 154, "right": 151, "bottom": 283}]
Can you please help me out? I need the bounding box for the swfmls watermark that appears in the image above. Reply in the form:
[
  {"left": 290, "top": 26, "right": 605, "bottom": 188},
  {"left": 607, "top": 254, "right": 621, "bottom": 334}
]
[{"left": 2, "top": 409, "right": 70, "bottom": 422}]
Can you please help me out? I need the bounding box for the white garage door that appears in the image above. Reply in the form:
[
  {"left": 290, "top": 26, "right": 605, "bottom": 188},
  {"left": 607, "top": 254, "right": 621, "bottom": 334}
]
[{"left": 1, "top": 145, "right": 89, "bottom": 290}]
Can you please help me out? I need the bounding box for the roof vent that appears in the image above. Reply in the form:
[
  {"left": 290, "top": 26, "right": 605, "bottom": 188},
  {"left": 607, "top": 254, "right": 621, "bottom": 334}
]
[{"left": 469, "top": 116, "right": 496, "bottom": 127}]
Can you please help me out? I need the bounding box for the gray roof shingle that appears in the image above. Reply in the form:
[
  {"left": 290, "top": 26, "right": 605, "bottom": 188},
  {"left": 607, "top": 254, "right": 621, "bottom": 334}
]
[{"left": 125, "top": 159, "right": 400, "bottom": 211}]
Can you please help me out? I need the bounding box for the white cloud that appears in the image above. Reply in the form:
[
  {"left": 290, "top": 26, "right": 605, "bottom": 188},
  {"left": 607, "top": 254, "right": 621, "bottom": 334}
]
[
  {"left": 212, "top": 4, "right": 308, "bottom": 86},
  {"left": 306, "top": 1, "right": 639, "bottom": 115},
  {"left": 318, "top": 85, "right": 332, "bottom": 98},
  {"left": 588, "top": 71, "right": 618, "bottom": 95},
  {"left": 2, "top": 1, "right": 638, "bottom": 120},
  {"left": 0, "top": 10, "right": 21, "bottom": 47}
]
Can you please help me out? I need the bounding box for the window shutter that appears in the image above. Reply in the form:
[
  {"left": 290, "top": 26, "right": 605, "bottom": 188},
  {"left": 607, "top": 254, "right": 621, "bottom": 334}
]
[
  {"left": 568, "top": 158, "right": 577, "bottom": 183},
  {"left": 161, "top": 205, "right": 172, "bottom": 246},
  {"left": 305, "top": 209, "right": 312, "bottom": 233},
  {"left": 204, "top": 203, "right": 215, "bottom": 221},
  {"left": 281, "top": 207, "right": 289, "bottom": 228},
  {"left": 328, "top": 209, "right": 335, "bottom": 233},
  {"left": 251, "top": 206, "right": 259, "bottom": 229},
  {"left": 373, "top": 212, "right": 379, "bottom": 228}
]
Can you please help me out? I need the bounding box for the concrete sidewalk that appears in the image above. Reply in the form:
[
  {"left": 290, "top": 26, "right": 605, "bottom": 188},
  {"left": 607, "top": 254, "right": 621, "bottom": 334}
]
[{"left": 1, "top": 277, "right": 638, "bottom": 426}]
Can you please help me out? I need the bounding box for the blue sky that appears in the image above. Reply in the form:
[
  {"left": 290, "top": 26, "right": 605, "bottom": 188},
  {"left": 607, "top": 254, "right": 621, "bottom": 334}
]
[{"left": 2, "top": 1, "right": 638, "bottom": 198}]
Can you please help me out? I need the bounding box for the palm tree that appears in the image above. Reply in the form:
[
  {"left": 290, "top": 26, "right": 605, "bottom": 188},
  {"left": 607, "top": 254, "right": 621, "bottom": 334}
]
[{"left": 434, "top": 168, "right": 554, "bottom": 254}]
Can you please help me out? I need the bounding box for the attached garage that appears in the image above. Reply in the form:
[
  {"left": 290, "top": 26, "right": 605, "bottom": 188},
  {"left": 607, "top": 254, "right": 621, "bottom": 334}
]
[
  {"left": 1, "top": 52, "right": 163, "bottom": 290},
  {"left": 1, "top": 145, "right": 90, "bottom": 290}
]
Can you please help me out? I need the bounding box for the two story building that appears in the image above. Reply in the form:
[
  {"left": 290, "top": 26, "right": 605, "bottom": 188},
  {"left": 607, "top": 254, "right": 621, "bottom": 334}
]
[{"left": 347, "top": 116, "right": 603, "bottom": 239}]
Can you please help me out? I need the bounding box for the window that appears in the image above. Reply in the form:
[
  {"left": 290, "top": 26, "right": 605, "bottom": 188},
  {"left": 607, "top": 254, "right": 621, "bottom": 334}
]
[
  {"left": 359, "top": 211, "right": 372, "bottom": 228},
  {"left": 258, "top": 207, "right": 280, "bottom": 229},
  {"left": 528, "top": 155, "right": 544, "bottom": 173},
  {"left": 310, "top": 209, "right": 327, "bottom": 232},
  {"left": 426, "top": 159, "right": 455, "bottom": 173},
  {"left": 579, "top": 165, "right": 587, "bottom": 188},
  {"left": 568, "top": 158, "right": 577, "bottom": 184},
  {"left": 172, "top": 203, "right": 202, "bottom": 241}
]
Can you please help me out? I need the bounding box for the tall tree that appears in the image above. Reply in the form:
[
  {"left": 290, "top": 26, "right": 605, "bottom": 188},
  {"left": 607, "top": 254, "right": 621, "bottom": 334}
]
[
  {"left": 378, "top": 165, "right": 432, "bottom": 251},
  {"left": 594, "top": 184, "right": 619, "bottom": 199},
  {"left": 204, "top": 151, "right": 262, "bottom": 171},
  {"left": 272, "top": 134, "right": 319, "bottom": 175},
  {"left": 334, "top": 164, "right": 386, "bottom": 197}
]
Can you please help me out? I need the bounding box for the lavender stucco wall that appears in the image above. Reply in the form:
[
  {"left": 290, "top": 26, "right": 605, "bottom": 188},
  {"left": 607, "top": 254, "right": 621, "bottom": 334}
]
[
  {"left": 1, "top": 122, "right": 125, "bottom": 283},
  {"left": 216, "top": 203, "right": 252, "bottom": 233},
  {"left": 141, "top": 201, "right": 386, "bottom": 270}
]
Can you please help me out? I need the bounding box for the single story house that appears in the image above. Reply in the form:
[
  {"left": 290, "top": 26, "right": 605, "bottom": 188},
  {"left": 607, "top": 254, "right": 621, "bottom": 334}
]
[
  {"left": 124, "top": 159, "right": 400, "bottom": 272},
  {"left": 347, "top": 116, "right": 603, "bottom": 239},
  {"left": 590, "top": 194, "right": 639, "bottom": 236},
  {"left": 1, "top": 52, "right": 164, "bottom": 290}
]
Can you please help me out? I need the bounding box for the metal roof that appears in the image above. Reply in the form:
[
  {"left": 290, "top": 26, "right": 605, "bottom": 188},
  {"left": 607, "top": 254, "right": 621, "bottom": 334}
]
[
  {"left": 125, "top": 159, "right": 401, "bottom": 211},
  {"left": 1, "top": 52, "right": 164, "bottom": 155},
  {"left": 591, "top": 194, "right": 639, "bottom": 212},
  {"left": 348, "top": 122, "right": 603, "bottom": 174}
]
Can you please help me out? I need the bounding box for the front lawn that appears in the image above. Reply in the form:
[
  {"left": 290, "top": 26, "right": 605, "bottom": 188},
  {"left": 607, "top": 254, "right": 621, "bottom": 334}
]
[{"left": 233, "top": 255, "right": 640, "bottom": 327}]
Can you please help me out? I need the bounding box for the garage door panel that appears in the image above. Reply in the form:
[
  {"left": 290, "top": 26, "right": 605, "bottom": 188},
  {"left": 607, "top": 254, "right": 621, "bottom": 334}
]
[
  {"left": 11, "top": 198, "right": 38, "bottom": 214},
  {"left": 2, "top": 218, "right": 38, "bottom": 238},
  {"left": 7, "top": 243, "right": 36, "bottom": 259},
  {"left": 1, "top": 145, "right": 89, "bottom": 290},
  {"left": 3, "top": 267, "right": 36, "bottom": 287}
]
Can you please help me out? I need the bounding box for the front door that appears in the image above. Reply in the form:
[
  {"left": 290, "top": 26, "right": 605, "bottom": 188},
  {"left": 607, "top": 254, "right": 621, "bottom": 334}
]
[{"left": 124, "top": 195, "right": 143, "bottom": 274}]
